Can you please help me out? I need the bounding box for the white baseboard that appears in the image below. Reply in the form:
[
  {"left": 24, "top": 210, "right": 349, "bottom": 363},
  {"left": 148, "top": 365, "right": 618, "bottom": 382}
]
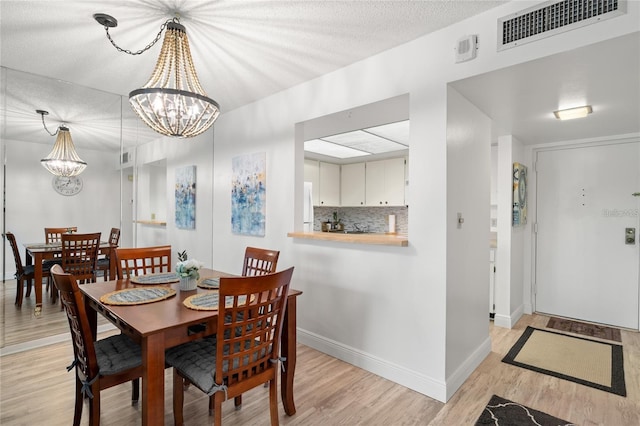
[
  {"left": 445, "top": 336, "right": 491, "bottom": 401},
  {"left": 298, "top": 328, "right": 448, "bottom": 403},
  {"left": 494, "top": 304, "right": 524, "bottom": 329},
  {"left": 0, "top": 323, "right": 116, "bottom": 357}
]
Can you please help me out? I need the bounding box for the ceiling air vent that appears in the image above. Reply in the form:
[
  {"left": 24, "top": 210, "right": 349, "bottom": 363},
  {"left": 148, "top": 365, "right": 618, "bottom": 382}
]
[{"left": 498, "top": 0, "right": 626, "bottom": 51}]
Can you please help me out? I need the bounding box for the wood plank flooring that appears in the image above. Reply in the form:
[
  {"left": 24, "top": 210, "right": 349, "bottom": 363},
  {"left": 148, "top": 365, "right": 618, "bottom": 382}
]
[{"left": 1, "top": 281, "right": 638, "bottom": 425}]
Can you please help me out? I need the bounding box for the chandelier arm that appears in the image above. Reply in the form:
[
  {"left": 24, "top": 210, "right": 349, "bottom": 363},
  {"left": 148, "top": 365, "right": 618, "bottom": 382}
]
[{"left": 103, "top": 19, "right": 173, "bottom": 56}]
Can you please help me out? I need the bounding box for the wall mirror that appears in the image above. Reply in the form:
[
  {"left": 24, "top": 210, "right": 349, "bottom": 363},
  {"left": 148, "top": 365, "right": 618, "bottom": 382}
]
[{"left": 0, "top": 67, "right": 157, "bottom": 350}]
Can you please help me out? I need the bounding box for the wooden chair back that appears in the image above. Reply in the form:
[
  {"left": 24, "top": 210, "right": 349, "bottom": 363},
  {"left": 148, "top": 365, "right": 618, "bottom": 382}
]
[
  {"left": 115, "top": 245, "right": 172, "bottom": 279},
  {"left": 5, "top": 232, "right": 34, "bottom": 307},
  {"left": 45, "top": 227, "right": 78, "bottom": 243},
  {"left": 170, "top": 267, "right": 294, "bottom": 426},
  {"left": 242, "top": 247, "right": 280, "bottom": 277},
  {"left": 107, "top": 228, "right": 121, "bottom": 246},
  {"left": 95, "top": 228, "right": 121, "bottom": 281},
  {"left": 215, "top": 267, "right": 293, "bottom": 425},
  {"left": 60, "top": 232, "right": 101, "bottom": 284},
  {"left": 50, "top": 264, "right": 142, "bottom": 425},
  {"left": 5, "top": 232, "right": 26, "bottom": 277}
]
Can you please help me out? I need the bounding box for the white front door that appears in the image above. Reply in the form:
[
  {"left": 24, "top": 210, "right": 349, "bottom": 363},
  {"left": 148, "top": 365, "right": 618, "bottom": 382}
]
[{"left": 535, "top": 141, "right": 640, "bottom": 329}]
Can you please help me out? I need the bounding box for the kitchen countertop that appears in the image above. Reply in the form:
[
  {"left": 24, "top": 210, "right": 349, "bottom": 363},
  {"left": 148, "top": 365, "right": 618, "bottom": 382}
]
[{"left": 287, "top": 231, "right": 408, "bottom": 247}]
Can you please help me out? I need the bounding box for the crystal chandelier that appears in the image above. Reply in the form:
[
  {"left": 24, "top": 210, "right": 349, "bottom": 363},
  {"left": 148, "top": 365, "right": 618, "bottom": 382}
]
[
  {"left": 95, "top": 14, "right": 220, "bottom": 138},
  {"left": 37, "top": 110, "right": 87, "bottom": 177}
]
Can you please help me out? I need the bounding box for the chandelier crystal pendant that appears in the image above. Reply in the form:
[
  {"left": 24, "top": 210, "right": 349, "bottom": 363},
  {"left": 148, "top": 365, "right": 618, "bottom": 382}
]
[
  {"left": 128, "top": 20, "right": 220, "bottom": 138},
  {"left": 37, "top": 110, "right": 87, "bottom": 177}
]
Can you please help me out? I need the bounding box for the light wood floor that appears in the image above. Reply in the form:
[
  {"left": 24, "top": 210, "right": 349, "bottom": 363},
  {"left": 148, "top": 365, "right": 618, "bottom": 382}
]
[{"left": 1, "top": 281, "right": 638, "bottom": 425}]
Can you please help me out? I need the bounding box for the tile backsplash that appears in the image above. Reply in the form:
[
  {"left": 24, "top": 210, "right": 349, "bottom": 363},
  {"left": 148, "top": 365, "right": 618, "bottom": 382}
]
[{"left": 313, "top": 206, "right": 408, "bottom": 234}]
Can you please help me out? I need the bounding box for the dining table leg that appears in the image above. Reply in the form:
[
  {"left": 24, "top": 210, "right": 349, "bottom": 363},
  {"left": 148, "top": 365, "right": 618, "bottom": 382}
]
[
  {"left": 33, "top": 252, "right": 43, "bottom": 316},
  {"left": 281, "top": 294, "right": 298, "bottom": 415},
  {"left": 142, "top": 334, "right": 166, "bottom": 426}
]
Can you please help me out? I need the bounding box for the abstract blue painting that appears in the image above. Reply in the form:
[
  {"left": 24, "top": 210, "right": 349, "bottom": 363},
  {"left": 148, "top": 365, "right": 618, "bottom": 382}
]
[
  {"left": 231, "top": 152, "right": 266, "bottom": 236},
  {"left": 175, "top": 165, "right": 196, "bottom": 229}
]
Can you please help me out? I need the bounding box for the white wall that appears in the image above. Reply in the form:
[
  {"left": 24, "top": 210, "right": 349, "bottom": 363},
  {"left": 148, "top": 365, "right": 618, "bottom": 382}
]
[
  {"left": 3, "top": 138, "right": 121, "bottom": 278},
  {"left": 445, "top": 87, "right": 492, "bottom": 391},
  {"left": 207, "top": 0, "right": 639, "bottom": 402},
  {"left": 495, "top": 135, "right": 528, "bottom": 328},
  {"left": 132, "top": 131, "right": 215, "bottom": 268}
]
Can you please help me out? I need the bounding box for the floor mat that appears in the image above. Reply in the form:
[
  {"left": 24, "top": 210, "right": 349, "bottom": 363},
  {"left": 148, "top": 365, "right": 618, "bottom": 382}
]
[
  {"left": 475, "top": 395, "right": 574, "bottom": 425},
  {"left": 547, "top": 316, "right": 621, "bottom": 342}
]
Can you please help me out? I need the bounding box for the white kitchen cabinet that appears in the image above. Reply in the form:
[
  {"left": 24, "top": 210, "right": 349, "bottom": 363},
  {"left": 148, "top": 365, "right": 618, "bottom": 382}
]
[
  {"left": 304, "top": 159, "right": 320, "bottom": 206},
  {"left": 304, "top": 160, "right": 340, "bottom": 206},
  {"left": 365, "top": 158, "right": 406, "bottom": 206},
  {"left": 341, "top": 162, "right": 366, "bottom": 206},
  {"left": 319, "top": 162, "right": 340, "bottom": 206}
]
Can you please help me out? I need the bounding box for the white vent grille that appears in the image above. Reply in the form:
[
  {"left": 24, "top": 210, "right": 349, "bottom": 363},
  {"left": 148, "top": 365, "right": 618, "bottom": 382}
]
[{"left": 498, "top": 0, "right": 626, "bottom": 50}]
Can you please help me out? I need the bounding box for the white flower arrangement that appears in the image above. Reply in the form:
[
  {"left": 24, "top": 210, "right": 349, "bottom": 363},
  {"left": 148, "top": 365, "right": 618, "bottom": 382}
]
[{"left": 176, "top": 251, "right": 203, "bottom": 280}]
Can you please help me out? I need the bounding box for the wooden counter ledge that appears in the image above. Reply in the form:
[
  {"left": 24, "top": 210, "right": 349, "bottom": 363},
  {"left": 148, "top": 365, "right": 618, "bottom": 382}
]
[{"left": 287, "top": 231, "right": 408, "bottom": 247}]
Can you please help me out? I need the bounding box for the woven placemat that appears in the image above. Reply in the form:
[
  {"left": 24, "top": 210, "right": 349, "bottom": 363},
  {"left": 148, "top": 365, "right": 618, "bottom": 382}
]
[
  {"left": 130, "top": 272, "right": 180, "bottom": 285},
  {"left": 100, "top": 286, "right": 176, "bottom": 305},
  {"left": 197, "top": 276, "right": 220, "bottom": 289},
  {"left": 183, "top": 291, "right": 251, "bottom": 311}
]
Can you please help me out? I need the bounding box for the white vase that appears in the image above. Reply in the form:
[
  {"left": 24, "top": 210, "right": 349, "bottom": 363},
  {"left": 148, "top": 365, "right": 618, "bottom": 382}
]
[{"left": 179, "top": 276, "right": 197, "bottom": 291}]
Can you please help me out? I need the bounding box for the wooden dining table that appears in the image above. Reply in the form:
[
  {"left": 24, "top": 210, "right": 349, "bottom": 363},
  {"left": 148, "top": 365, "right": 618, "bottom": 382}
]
[
  {"left": 24, "top": 240, "right": 116, "bottom": 316},
  {"left": 79, "top": 268, "right": 302, "bottom": 426}
]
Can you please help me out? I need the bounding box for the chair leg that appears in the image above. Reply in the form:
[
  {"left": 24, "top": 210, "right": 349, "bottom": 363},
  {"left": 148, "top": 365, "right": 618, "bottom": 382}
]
[
  {"left": 73, "top": 378, "right": 84, "bottom": 426},
  {"left": 15, "top": 278, "right": 24, "bottom": 307},
  {"left": 131, "top": 378, "right": 140, "bottom": 405},
  {"left": 234, "top": 395, "right": 242, "bottom": 409},
  {"left": 173, "top": 369, "right": 184, "bottom": 426},
  {"left": 214, "top": 392, "right": 224, "bottom": 426},
  {"left": 269, "top": 377, "right": 279, "bottom": 426},
  {"left": 88, "top": 383, "right": 101, "bottom": 426}
]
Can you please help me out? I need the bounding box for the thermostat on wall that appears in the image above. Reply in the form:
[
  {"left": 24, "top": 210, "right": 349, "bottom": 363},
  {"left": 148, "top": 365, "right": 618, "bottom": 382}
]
[{"left": 455, "top": 35, "right": 477, "bottom": 63}]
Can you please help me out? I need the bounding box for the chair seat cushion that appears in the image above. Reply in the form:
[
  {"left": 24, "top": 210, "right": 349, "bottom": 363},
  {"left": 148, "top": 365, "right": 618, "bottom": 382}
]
[
  {"left": 95, "top": 334, "right": 142, "bottom": 376},
  {"left": 166, "top": 339, "right": 218, "bottom": 394},
  {"left": 166, "top": 338, "right": 266, "bottom": 395},
  {"left": 42, "top": 259, "right": 62, "bottom": 269},
  {"left": 96, "top": 257, "right": 110, "bottom": 268}
]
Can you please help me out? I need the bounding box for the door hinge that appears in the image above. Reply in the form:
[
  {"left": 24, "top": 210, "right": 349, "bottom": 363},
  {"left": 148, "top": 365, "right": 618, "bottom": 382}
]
[{"left": 533, "top": 222, "right": 538, "bottom": 233}]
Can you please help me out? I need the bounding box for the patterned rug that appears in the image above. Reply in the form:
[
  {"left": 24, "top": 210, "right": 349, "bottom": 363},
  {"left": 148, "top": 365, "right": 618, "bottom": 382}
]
[
  {"left": 546, "top": 317, "right": 621, "bottom": 342},
  {"left": 475, "top": 395, "right": 574, "bottom": 425},
  {"left": 503, "top": 326, "right": 626, "bottom": 396}
]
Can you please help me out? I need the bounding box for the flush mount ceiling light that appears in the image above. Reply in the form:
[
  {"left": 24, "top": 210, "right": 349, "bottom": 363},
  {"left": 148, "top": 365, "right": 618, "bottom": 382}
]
[
  {"left": 94, "top": 13, "right": 220, "bottom": 138},
  {"left": 37, "top": 110, "right": 87, "bottom": 177},
  {"left": 553, "top": 105, "right": 593, "bottom": 120},
  {"left": 304, "top": 120, "right": 410, "bottom": 159}
]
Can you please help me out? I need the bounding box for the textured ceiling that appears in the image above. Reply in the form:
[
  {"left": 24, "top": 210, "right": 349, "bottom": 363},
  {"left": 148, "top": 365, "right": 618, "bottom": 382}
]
[
  {"left": 2, "top": 1, "right": 638, "bottom": 153},
  {"left": 0, "top": 0, "right": 507, "bottom": 151}
]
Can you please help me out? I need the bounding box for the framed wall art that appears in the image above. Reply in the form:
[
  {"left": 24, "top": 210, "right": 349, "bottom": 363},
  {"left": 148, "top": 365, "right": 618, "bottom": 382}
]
[
  {"left": 513, "top": 162, "right": 527, "bottom": 226},
  {"left": 231, "top": 152, "right": 266, "bottom": 236},
  {"left": 175, "top": 165, "right": 196, "bottom": 229}
]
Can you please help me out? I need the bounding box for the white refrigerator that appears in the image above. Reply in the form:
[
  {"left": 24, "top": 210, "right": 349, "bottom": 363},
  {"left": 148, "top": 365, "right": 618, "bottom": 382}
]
[{"left": 303, "top": 182, "right": 314, "bottom": 232}]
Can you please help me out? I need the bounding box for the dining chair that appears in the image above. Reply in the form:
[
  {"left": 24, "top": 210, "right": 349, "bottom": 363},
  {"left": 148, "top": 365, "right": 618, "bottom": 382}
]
[
  {"left": 50, "top": 264, "right": 142, "bottom": 426},
  {"left": 44, "top": 226, "right": 79, "bottom": 268},
  {"left": 242, "top": 246, "right": 280, "bottom": 276},
  {"left": 51, "top": 232, "right": 101, "bottom": 303},
  {"left": 183, "top": 247, "right": 280, "bottom": 400},
  {"left": 115, "top": 245, "right": 172, "bottom": 279},
  {"left": 4, "top": 232, "right": 52, "bottom": 308},
  {"left": 165, "top": 267, "right": 294, "bottom": 426},
  {"left": 45, "top": 226, "right": 78, "bottom": 243},
  {"left": 95, "top": 228, "right": 120, "bottom": 281}
]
